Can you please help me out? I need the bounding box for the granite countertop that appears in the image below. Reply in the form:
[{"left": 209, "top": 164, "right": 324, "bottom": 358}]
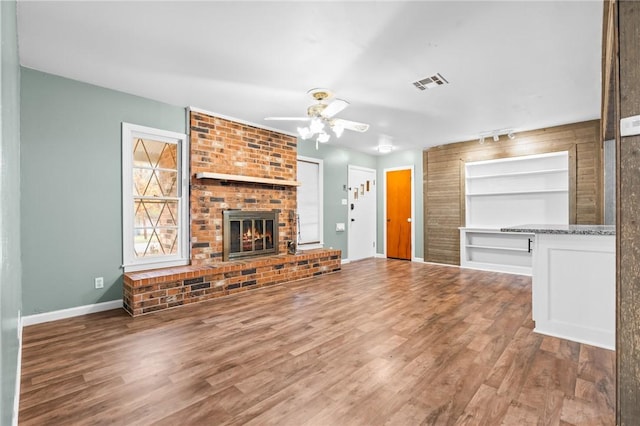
[{"left": 500, "top": 224, "right": 616, "bottom": 235}]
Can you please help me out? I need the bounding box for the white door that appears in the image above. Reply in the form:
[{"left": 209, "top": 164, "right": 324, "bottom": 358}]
[{"left": 348, "top": 165, "right": 377, "bottom": 261}]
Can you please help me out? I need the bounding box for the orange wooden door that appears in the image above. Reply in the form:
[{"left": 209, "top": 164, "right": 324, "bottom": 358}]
[{"left": 386, "top": 169, "right": 412, "bottom": 260}]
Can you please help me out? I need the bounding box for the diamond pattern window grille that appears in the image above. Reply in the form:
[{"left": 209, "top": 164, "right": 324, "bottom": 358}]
[{"left": 132, "top": 138, "right": 180, "bottom": 258}]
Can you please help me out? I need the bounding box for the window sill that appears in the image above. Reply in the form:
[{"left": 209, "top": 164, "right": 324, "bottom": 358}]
[{"left": 123, "top": 258, "right": 189, "bottom": 273}]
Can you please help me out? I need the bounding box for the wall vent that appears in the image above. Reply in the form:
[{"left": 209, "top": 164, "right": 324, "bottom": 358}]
[{"left": 412, "top": 73, "right": 449, "bottom": 91}]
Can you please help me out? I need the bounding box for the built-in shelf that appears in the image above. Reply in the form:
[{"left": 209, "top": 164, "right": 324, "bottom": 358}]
[
  {"left": 461, "top": 151, "right": 569, "bottom": 275},
  {"left": 195, "top": 172, "right": 301, "bottom": 187},
  {"left": 466, "top": 189, "right": 568, "bottom": 197},
  {"left": 466, "top": 168, "right": 569, "bottom": 180},
  {"left": 466, "top": 244, "right": 530, "bottom": 252},
  {"left": 460, "top": 227, "right": 535, "bottom": 275}
]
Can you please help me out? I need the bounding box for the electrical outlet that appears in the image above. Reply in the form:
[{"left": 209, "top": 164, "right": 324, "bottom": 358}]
[{"left": 94, "top": 277, "right": 104, "bottom": 289}]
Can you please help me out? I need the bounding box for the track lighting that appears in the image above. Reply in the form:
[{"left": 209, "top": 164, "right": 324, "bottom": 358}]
[{"left": 478, "top": 129, "right": 516, "bottom": 144}]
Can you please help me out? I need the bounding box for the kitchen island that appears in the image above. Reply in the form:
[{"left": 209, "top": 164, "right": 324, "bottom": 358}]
[{"left": 501, "top": 224, "right": 615, "bottom": 350}]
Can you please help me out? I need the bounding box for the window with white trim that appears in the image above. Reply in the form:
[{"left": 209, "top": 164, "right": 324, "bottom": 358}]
[
  {"left": 297, "top": 156, "right": 323, "bottom": 247},
  {"left": 122, "top": 123, "right": 189, "bottom": 271}
]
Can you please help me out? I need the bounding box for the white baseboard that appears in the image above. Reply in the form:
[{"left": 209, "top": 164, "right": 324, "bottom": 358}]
[
  {"left": 374, "top": 253, "right": 385, "bottom": 258},
  {"left": 12, "top": 313, "right": 23, "bottom": 426},
  {"left": 412, "top": 257, "right": 424, "bottom": 263},
  {"left": 22, "top": 300, "right": 123, "bottom": 326},
  {"left": 340, "top": 258, "right": 351, "bottom": 265},
  {"left": 533, "top": 327, "right": 615, "bottom": 352}
]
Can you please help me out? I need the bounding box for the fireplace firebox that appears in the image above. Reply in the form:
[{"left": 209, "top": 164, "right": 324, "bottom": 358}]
[{"left": 223, "top": 210, "right": 279, "bottom": 261}]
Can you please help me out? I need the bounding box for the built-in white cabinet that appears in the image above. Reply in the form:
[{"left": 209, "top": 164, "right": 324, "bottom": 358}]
[
  {"left": 460, "top": 152, "right": 569, "bottom": 275},
  {"left": 532, "top": 232, "right": 615, "bottom": 349}
]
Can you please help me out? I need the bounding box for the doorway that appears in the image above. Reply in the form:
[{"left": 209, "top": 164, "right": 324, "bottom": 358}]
[
  {"left": 347, "top": 165, "right": 376, "bottom": 261},
  {"left": 385, "top": 167, "right": 413, "bottom": 260}
]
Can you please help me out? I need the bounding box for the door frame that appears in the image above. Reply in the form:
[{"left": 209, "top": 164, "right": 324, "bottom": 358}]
[
  {"left": 297, "top": 155, "right": 324, "bottom": 249},
  {"left": 383, "top": 165, "right": 415, "bottom": 261},
  {"left": 348, "top": 165, "right": 377, "bottom": 262}
]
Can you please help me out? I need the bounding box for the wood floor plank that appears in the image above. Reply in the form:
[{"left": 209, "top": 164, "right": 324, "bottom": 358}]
[{"left": 19, "top": 259, "right": 614, "bottom": 425}]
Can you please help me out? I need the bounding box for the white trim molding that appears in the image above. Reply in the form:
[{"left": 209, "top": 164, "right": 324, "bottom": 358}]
[
  {"left": 188, "top": 106, "right": 298, "bottom": 137},
  {"left": 22, "top": 300, "right": 124, "bottom": 326},
  {"left": 121, "top": 122, "right": 190, "bottom": 272},
  {"left": 383, "top": 165, "right": 416, "bottom": 260},
  {"left": 347, "top": 165, "right": 377, "bottom": 262},
  {"left": 297, "top": 156, "right": 324, "bottom": 247},
  {"left": 12, "top": 313, "right": 23, "bottom": 426}
]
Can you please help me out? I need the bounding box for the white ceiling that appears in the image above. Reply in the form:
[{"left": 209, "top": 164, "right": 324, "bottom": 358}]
[{"left": 16, "top": 1, "right": 603, "bottom": 155}]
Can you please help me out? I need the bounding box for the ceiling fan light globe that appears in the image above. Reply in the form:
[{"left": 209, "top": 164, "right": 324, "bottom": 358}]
[
  {"left": 297, "top": 126, "right": 313, "bottom": 140},
  {"left": 317, "top": 132, "right": 330, "bottom": 143},
  {"left": 309, "top": 118, "right": 324, "bottom": 133},
  {"left": 332, "top": 124, "right": 345, "bottom": 138}
]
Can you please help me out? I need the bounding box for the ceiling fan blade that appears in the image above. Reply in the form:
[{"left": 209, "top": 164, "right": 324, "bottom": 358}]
[
  {"left": 264, "top": 117, "right": 310, "bottom": 121},
  {"left": 333, "top": 118, "right": 370, "bottom": 133},
  {"left": 321, "top": 99, "right": 349, "bottom": 118}
]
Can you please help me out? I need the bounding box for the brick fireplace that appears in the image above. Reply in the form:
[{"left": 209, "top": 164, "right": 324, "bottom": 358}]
[
  {"left": 122, "top": 109, "right": 341, "bottom": 316},
  {"left": 189, "top": 111, "right": 297, "bottom": 263}
]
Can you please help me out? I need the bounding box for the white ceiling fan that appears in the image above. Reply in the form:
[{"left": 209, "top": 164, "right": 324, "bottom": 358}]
[{"left": 265, "top": 88, "right": 370, "bottom": 148}]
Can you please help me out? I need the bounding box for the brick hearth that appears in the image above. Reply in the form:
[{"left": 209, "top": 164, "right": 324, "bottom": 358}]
[{"left": 123, "top": 249, "right": 341, "bottom": 316}]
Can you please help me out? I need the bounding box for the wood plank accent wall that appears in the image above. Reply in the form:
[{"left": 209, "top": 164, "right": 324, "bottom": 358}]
[
  {"left": 423, "top": 120, "right": 603, "bottom": 265},
  {"left": 614, "top": 0, "right": 640, "bottom": 423}
]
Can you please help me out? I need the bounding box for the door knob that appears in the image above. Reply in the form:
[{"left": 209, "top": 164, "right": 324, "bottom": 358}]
[{"left": 407, "top": 218, "right": 412, "bottom": 222}]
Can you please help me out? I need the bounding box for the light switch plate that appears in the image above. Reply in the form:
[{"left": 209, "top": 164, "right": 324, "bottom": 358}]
[
  {"left": 341, "top": 199, "right": 347, "bottom": 205},
  {"left": 336, "top": 223, "right": 345, "bottom": 232},
  {"left": 621, "top": 115, "right": 640, "bottom": 137}
]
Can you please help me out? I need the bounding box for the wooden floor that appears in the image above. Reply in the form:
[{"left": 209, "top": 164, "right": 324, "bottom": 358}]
[{"left": 19, "top": 259, "right": 615, "bottom": 425}]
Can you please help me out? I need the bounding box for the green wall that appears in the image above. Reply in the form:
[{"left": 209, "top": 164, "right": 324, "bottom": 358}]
[
  {"left": 20, "top": 68, "right": 185, "bottom": 315},
  {"left": 376, "top": 149, "right": 424, "bottom": 260},
  {"left": 20, "top": 68, "right": 426, "bottom": 318},
  {"left": 298, "top": 140, "right": 377, "bottom": 259},
  {"left": 298, "top": 141, "right": 424, "bottom": 261},
  {"left": 1, "top": 1, "right": 22, "bottom": 423}
]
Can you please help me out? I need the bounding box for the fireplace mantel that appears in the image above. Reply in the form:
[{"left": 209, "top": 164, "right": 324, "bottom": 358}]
[{"left": 195, "top": 172, "right": 300, "bottom": 187}]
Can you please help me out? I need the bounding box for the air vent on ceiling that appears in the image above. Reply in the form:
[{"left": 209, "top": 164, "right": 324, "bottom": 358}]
[{"left": 412, "top": 73, "right": 449, "bottom": 91}]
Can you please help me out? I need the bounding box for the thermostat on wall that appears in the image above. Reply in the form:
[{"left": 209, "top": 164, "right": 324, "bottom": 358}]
[{"left": 620, "top": 115, "right": 640, "bottom": 137}]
